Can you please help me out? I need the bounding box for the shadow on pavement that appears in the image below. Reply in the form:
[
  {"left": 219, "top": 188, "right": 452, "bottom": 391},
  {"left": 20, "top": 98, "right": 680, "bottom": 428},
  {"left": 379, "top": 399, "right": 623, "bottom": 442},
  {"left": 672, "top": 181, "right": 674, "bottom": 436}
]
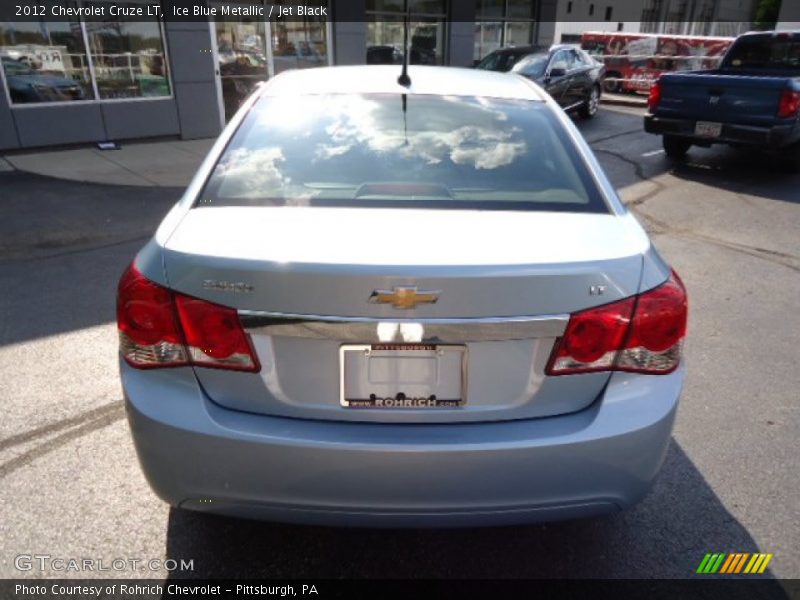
[
  {"left": 667, "top": 147, "right": 800, "bottom": 206},
  {"left": 162, "top": 441, "right": 786, "bottom": 584},
  {"left": 577, "top": 109, "right": 800, "bottom": 205},
  {"left": 0, "top": 172, "right": 180, "bottom": 347}
]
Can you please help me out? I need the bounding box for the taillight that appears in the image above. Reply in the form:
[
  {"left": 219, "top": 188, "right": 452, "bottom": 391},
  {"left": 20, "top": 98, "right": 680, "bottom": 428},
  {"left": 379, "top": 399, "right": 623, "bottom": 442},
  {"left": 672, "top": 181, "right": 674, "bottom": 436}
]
[
  {"left": 117, "top": 264, "right": 187, "bottom": 368},
  {"left": 546, "top": 297, "right": 635, "bottom": 375},
  {"left": 647, "top": 79, "right": 662, "bottom": 112},
  {"left": 616, "top": 272, "right": 687, "bottom": 374},
  {"left": 547, "top": 271, "right": 687, "bottom": 376},
  {"left": 117, "top": 264, "right": 259, "bottom": 372},
  {"left": 777, "top": 88, "right": 800, "bottom": 119},
  {"left": 175, "top": 295, "right": 259, "bottom": 371}
]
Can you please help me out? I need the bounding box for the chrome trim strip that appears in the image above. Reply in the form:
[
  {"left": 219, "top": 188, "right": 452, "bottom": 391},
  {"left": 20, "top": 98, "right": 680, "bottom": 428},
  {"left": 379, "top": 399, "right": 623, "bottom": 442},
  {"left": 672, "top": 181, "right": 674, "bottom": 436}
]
[{"left": 239, "top": 312, "right": 569, "bottom": 343}]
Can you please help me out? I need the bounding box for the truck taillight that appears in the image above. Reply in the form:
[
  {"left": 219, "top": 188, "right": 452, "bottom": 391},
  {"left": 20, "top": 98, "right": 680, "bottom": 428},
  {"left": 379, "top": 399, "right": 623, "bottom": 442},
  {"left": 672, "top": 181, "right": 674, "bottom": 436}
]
[
  {"left": 777, "top": 89, "right": 800, "bottom": 119},
  {"left": 547, "top": 271, "right": 687, "bottom": 376},
  {"left": 647, "top": 79, "right": 662, "bottom": 112},
  {"left": 117, "top": 264, "right": 259, "bottom": 372}
]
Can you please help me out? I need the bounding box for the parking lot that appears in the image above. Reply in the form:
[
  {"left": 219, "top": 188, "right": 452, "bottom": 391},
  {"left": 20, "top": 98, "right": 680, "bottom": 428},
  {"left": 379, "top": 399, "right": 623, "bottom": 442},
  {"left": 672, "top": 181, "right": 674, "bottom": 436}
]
[{"left": 1, "top": 104, "right": 798, "bottom": 581}]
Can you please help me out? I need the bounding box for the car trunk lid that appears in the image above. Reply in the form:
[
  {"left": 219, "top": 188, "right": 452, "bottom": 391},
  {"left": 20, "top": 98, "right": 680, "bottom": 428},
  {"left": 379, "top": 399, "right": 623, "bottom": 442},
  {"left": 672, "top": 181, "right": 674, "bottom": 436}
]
[{"left": 162, "top": 207, "right": 648, "bottom": 423}]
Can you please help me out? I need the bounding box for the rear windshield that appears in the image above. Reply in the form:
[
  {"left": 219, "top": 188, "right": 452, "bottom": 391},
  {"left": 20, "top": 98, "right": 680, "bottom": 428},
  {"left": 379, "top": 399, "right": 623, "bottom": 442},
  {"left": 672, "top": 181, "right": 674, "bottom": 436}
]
[
  {"left": 511, "top": 54, "right": 549, "bottom": 78},
  {"left": 475, "top": 50, "right": 532, "bottom": 72},
  {"left": 198, "top": 94, "right": 607, "bottom": 213},
  {"left": 722, "top": 35, "right": 800, "bottom": 70}
]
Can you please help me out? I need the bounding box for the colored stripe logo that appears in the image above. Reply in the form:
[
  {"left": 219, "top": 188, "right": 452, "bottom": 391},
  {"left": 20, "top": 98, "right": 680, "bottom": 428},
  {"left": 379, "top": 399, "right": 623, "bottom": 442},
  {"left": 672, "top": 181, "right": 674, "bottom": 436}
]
[{"left": 696, "top": 553, "right": 773, "bottom": 574}]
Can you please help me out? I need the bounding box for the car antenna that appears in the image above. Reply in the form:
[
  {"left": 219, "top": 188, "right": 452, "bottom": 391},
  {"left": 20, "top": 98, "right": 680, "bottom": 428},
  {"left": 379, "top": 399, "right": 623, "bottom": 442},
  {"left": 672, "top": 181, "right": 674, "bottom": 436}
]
[{"left": 397, "top": 0, "right": 411, "bottom": 87}]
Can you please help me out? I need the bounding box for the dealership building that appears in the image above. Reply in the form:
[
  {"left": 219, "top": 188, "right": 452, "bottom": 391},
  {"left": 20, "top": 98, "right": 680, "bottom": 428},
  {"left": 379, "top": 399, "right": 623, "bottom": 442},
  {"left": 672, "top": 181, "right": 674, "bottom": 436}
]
[{"left": 0, "top": 0, "right": 560, "bottom": 152}]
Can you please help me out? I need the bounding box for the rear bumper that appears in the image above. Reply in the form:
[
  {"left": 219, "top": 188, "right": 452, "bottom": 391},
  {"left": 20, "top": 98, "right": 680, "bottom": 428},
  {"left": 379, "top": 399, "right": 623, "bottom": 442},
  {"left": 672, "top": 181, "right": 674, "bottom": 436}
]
[
  {"left": 644, "top": 114, "right": 800, "bottom": 148},
  {"left": 122, "top": 361, "right": 683, "bottom": 527}
]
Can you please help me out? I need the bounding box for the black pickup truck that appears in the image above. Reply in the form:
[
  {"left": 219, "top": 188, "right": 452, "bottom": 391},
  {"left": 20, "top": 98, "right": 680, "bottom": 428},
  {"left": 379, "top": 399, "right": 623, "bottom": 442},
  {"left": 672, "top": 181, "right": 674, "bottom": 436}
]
[{"left": 644, "top": 30, "right": 800, "bottom": 169}]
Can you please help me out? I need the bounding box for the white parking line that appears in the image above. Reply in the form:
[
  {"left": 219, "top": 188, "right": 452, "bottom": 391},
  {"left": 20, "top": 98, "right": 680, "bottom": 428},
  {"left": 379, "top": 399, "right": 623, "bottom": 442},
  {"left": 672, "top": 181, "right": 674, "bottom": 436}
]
[{"left": 641, "top": 149, "right": 665, "bottom": 157}]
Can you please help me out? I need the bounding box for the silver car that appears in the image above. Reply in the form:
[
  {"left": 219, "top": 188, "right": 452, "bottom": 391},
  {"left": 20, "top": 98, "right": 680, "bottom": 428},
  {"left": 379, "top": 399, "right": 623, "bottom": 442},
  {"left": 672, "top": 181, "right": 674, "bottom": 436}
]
[{"left": 118, "top": 65, "right": 687, "bottom": 527}]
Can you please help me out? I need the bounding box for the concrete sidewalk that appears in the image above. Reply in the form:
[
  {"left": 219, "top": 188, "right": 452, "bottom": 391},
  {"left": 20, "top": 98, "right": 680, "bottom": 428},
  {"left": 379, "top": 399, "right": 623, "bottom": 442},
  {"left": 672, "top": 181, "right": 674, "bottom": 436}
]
[{"left": 1, "top": 137, "right": 215, "bottom": 188}]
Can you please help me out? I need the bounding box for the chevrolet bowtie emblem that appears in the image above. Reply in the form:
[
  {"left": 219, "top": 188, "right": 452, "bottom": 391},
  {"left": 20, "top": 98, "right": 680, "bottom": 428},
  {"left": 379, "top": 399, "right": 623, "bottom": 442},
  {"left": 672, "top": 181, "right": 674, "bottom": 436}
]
[{"left": 369, "top": 286, "right": 440, "bottom": 309}]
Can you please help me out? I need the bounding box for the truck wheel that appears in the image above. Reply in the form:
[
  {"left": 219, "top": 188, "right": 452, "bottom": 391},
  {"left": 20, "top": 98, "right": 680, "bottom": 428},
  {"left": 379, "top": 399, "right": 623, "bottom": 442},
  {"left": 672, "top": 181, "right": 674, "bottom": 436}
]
[
  {"left": 579, "top": 86, "right": 600, "bottom": 119},
  {"left": 663, "top": 136, "right": 691, "bottom": 159}
]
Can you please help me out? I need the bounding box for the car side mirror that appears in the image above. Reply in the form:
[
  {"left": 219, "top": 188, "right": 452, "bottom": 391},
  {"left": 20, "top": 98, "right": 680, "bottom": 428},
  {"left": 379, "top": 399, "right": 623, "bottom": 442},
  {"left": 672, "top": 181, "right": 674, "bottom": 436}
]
[{"left": 548, "top": 67, "right": 567, "bottom": 78}]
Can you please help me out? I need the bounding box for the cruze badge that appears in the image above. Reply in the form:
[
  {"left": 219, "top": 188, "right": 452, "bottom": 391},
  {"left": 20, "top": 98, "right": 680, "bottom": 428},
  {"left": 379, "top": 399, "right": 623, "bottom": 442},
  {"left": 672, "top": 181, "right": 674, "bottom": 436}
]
[
  {"left": 202, "top": 280, "right": 254, "bottom": 293},
  {"left": 369, "top": 286, "right": 440, "bottom": 309}
]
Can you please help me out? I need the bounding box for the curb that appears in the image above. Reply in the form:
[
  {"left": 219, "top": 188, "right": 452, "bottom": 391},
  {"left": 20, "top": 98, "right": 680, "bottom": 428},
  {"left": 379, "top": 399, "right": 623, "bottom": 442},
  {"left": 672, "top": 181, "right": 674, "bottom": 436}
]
[{"left": 601, "top": 94, "right": 647, "bottom": 108}]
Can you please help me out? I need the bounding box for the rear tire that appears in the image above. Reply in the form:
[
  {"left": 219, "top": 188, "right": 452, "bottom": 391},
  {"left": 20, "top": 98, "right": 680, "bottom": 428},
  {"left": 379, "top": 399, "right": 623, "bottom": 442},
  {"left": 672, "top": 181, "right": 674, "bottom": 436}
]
[
  {"left": 579, "top": 86, "right": 600, "bottom": 119},
  {"left": 603, "top": 72, "right": 622, "bottom": 94},
  {"left": 663, "top": 135, "right": 691, "bottom": 159}
]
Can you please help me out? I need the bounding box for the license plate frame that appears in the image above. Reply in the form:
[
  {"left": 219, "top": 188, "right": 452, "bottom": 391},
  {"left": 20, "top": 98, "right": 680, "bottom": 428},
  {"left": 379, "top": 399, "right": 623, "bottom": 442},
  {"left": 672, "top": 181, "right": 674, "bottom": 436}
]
[
  {"left": 694, "top": 121, "right": 723, "bottom": 138},
  {"left": 339, "top": 343, "right": 467, "bottom": 408}
]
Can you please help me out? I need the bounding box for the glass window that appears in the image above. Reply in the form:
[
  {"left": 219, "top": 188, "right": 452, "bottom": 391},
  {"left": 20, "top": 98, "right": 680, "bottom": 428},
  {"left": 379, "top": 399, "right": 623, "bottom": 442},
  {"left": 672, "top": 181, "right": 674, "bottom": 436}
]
[
  {"left": 368, "top": 0, "right": 445, "bottom": 11},
  {"left": 366, "top": 0, "right": 446, "bottom": 65},
  {"left": 0, "top": 6, "right": 93, "bottom": 104},
  {"left": 475, "top": 0, "right": 504, "bottom": 19},
  {"left": 84, "top": 2, "right": 169, "bottom": 99},
  {"left": 214, "top": 12, "right": 268, "bottom": 122},
  {"left": 722, "top": 36, "right": 800, "bottom": 70},
  {"left": 507, "top": 0, "right": 536, "bottom": 19},
  {"left": 549, "top": 50, "right": 569, "bottom": 71},
  {"left": 367, "top": 19, "right": 444, "bottom": 65},
  {"left": 505, "top": 21, "right": 533, "bottom": 47},
  {"left": 199, "top": 94, "right": 606, "bottom": 214},
  {"left": 474, "top": 0, "right": 537, "bottom": 62},
  {"left": 271, "top": 1, "right": 329, "bottom": 75},
  {"left": 473, "top": 21, "right": 503, "bottom": 64},
  {"left": 511, "top": 52, "right": 548, "bottom": 77}
]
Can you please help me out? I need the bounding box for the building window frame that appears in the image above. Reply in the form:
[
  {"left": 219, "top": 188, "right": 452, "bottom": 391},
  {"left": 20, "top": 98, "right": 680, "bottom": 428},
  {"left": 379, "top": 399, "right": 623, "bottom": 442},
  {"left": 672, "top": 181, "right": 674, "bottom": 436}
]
[{"left": 1, "top": 0, "right": 174, "bottom": 109}]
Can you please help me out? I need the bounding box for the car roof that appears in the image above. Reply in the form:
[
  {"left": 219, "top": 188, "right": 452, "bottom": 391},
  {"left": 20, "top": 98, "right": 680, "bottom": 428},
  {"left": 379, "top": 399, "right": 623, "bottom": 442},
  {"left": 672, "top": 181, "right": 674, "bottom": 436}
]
[
  {"left": 491, "top": 45, "right": 546, "bottom": 55},
  {"left": 260, "top": 65, "right": 548, "bottom": 102},
  {"left": 738, "top": 30, "right": 800, "bottom": 38}
]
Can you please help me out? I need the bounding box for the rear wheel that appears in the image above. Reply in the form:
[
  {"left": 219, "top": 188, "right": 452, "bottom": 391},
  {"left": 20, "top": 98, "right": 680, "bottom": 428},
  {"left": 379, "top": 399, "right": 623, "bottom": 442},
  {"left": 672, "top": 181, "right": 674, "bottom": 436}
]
[
  {"left": 663, "top": 135, "right": 691, "bottom": 159},
  {"left": 603, "top": 72, "right": 621, "bottom": 94},
  {"left": 579, "top": 86, "right": 600, "bottom": 119}
]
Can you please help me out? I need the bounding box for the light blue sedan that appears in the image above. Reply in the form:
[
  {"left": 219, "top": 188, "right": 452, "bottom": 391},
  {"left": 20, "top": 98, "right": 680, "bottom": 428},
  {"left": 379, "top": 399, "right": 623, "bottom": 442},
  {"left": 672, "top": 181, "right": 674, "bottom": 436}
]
[{"left": 118, "top": 65, "right": 687, "bottom": 527}]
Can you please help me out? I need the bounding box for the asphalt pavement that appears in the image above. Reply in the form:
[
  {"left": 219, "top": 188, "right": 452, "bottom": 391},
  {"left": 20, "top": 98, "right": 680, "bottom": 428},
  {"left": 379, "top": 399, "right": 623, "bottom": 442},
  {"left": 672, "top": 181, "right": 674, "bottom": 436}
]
[{"left": 1, "top": 106, "right": 798, "bottom": 582}]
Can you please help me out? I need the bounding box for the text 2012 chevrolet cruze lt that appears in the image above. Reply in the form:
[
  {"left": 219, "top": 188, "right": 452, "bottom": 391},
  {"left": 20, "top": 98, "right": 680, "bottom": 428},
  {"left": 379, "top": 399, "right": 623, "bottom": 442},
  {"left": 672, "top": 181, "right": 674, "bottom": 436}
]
[{"left": 118, "top": 65, "right": 687, "bottom": 527}]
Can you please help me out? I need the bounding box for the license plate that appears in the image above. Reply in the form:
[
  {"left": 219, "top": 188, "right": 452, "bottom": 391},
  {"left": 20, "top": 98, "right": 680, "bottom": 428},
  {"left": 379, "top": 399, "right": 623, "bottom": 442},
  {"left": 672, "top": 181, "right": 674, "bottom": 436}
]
[
  {"left": 339, "top": 344, "right": 466, "bottom": 408},
  {"left": 695, "top": 121, "right": 722, "bottom": 138}
]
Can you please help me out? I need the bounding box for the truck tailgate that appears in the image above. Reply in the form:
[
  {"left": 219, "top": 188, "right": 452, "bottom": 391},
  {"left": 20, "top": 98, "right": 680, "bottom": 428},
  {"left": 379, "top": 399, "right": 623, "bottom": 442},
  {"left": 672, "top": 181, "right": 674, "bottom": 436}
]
[{"left": 657, "top": 72, "right": 788, "bottom": 127}]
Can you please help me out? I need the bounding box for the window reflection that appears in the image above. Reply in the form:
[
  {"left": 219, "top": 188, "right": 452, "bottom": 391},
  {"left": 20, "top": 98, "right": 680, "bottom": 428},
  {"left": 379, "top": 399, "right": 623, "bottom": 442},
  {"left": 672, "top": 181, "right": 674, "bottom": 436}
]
[
  {"left": 213, "top": 1, "right": 329, "bottom": 121},
  {"left": 84, "top": 2, "right": 170, "bottom": 99},
  {"left": 366, "top": 0, "right": 445, "bottom": 65},
  {"left": 367, "top": 20, "right": 444, "bottom": 65},
  {"left": 271, "top": 1, "right": 329, "bottom": 75},
  {"left": 215, "top": 13, "right": 268, "bottom": 121},
  {"left": 474, "top": 0, "right": 536, "bottom": 63},
  {"left": 0, "top": 7, "right": 93, "bottom": 104},
  {"left": 201, "top": 94, "right": 603, "bottom": 213}
]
